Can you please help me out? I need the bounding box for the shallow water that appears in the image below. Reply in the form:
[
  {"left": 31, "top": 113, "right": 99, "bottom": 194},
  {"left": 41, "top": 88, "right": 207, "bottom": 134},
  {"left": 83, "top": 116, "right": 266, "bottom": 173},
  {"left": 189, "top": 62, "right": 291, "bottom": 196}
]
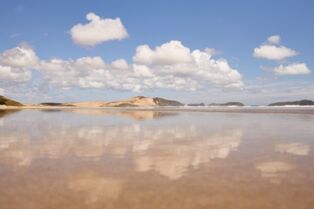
[{"left": 0, "top": 109, "right": 314, "bottom": 209}]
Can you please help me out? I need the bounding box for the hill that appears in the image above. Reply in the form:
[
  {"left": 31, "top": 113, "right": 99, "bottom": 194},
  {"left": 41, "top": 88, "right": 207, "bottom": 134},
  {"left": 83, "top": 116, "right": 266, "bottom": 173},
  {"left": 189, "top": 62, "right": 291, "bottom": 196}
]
[
  {"left": 69, "top": 96, "right": 184, "bottom": 107},
  {"left": 0, "top": 95, "right": 23, "bottom": 106}
]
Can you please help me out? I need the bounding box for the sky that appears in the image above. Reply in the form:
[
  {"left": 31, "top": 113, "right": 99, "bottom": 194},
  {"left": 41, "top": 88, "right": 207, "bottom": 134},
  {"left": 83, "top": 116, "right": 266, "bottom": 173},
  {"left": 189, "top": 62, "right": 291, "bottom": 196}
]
[{"left": 0, "top": 0, "right": 313, "bottom": 105}]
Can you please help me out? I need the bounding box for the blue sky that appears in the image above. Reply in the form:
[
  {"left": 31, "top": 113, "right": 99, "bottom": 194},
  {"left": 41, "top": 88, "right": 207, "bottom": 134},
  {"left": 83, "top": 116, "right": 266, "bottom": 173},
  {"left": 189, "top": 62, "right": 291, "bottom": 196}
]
[{"left": 0, "top": 0, "right": 313, "bottom": 104}]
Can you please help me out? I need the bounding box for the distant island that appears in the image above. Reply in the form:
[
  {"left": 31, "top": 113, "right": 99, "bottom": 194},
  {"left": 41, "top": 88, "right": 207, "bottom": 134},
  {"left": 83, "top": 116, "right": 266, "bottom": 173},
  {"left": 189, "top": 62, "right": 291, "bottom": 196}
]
[{"left": 269, "top": 100, "right": 314, "bottom": 106}]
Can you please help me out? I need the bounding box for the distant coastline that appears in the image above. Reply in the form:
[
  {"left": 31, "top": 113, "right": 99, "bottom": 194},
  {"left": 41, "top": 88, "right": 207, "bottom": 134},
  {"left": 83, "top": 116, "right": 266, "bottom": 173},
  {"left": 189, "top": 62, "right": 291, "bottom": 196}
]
[{"left": 1, "top": 95, "right": 314, "bottom": 111}]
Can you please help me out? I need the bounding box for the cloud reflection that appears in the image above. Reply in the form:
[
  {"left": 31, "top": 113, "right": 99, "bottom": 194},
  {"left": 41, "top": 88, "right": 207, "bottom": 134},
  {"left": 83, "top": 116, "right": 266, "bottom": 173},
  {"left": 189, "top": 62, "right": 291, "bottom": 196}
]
[
  {"left": 133, "top": 130, "right": 242, "bottom": 179},
  {"left": 256, "top": 161, "right": 295, "bottom": 184},
  {"left": 0, "top": 111, "right": 243, "bottom": 180},
  {"left": 68, "top": 109, "right": 178, "bottom": 120},
  {"left": 276, "top": 143, "right": 310, "bottom": 156}
]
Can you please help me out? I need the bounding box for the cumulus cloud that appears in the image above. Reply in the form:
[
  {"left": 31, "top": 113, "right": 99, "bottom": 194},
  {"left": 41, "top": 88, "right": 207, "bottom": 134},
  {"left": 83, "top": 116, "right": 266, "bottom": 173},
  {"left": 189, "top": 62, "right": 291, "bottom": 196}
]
[
  {"left": 273, "top": 63, "right": 311, "bottom": 75},
  {"left": 70, "top": 12, "right": 128, "bottom": 46},
  {"left": 133, "top": 40, "right": 243, "bottom": 88},
  {"left": 111, "top": 59, "right": 128, "bottom": 69},
  {"left": 38, "top": 56, "right": 200, "bottom": 92},
  {"left": 0, "top": 65, "right": 32, "bottom": 82},
  {"left": 1, "top": 41, "right": 243, "bottom": 93},
  {"left": 254, "top": 45, "right": 298, "bottom": 60},
  {"left": 0, "top": 44, "right": 38, "bottom": 68},
  {"left": 0, "top": 44, "right": 37, "bottom": 83},
  {"left": 35, "top": 41, "right": 243, "bottom": 91},
  {"left": 133, "top": 40, "right": 192, "bottom": 65},
  {"left": 39, "top": 57, "right": 108, "bottom": 89},
  {"left": 253, "top": 35, "right": 298, "bottom": 60},
  {"left": 254, "top": 35, "right": 311, "bottom": 77}
]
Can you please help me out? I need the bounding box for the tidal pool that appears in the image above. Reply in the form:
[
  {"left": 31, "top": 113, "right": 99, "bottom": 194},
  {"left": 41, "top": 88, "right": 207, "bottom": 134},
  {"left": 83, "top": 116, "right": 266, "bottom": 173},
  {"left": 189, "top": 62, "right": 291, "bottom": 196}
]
[{"left": 0, "top": 109, "right": 314, "bottom": 209}]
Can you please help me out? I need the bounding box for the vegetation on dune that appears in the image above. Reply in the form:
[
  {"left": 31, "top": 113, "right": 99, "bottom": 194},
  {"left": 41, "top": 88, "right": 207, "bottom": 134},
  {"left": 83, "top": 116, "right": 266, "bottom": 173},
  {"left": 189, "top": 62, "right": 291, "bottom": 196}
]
[
  {"left": 40, "top": 102, "right": 74, "bottom": 106},
  {"left": 0, "top": 95, "right": 23, "bottom": 106}
]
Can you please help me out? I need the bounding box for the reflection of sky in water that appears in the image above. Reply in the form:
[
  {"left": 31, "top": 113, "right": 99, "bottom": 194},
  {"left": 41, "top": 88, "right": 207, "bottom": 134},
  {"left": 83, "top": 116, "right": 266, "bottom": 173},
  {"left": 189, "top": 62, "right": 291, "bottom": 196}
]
[
  {"left": 255, "top": 161, "right": 295, "bottom": 184},
  {"left": 0, "top": 109, "right": 314, "bottom": 208},
  {"left": 0, "top": 110, "right": 243, "bottom": 179},
  {"left": 275, "top": 143, "right": 310, "bottom": 156},
  {"left": 133, "top": 129, "right": 242, "bottom": 179}
]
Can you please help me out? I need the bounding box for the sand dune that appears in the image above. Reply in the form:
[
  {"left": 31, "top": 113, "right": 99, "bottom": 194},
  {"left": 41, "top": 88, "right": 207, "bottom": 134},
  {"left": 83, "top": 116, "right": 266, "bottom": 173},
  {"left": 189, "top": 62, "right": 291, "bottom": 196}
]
[{"left": 67, "top": 96, "right": 183, "bottom": 107}]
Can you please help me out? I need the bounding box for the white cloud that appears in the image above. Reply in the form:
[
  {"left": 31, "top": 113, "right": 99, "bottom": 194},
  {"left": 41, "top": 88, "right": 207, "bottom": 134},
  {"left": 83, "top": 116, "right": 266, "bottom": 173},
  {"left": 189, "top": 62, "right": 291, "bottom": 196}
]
[
  {"left": 38, "top": 56, "right": 197, "bottom": 92},
  {"left": 274, "top": 63, "right": 311, "bottom": 75},
  {"left": 35, "top": 41, "right": 243, "bottom": 91},
  {"left": 254, "top": 45, "right": 298, "bottom": 60},
  {"left": 1, "top": 41, "right": 243, "bottom": 93},
  {"left": 133, "top": 40, "right": 192, "bottom": 65},
  {"left": 267, "top": 35, "right": 281, "bottom": 44},
  {"left": 0, "top": 87, "right": 4, "bottom": 95},
  {"left": 133, "top": 40, "right": 243, "bottom": 88},
  {"left": 254, "top": 35, "right": 311, "bottom": 77},
  {"left": 0, "top": 44, "right": 38, "bottom": 68},
  {"left": 70, "top": 12, "right": 128, "bottom": 46},
  {"left": 0, "top": 65, "right": 32, "bottom": 82},
  {"left": 111, "top": 59, "right": 129, "bottom": 69},
  {"left": 0, "top": 45, "right": 37, "bottom": 83},
  {"left": 133, "top": 64, "right": 154, "bottom": 77},
  {"left": 253, "top": 35, "right": 298, "bottom": 60},
  {"left": 38, "top": 57, "right": 134, "bottom": 91},
  {"left": 40, "top": 57, "right": 105, "bottom": 88}
]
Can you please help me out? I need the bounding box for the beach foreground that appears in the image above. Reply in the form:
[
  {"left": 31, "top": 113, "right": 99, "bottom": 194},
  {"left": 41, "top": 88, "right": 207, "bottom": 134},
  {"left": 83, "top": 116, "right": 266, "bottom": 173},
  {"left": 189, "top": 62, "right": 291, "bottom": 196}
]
[{"left": 0, "top": 108, "right": 314, "bottom": 209}]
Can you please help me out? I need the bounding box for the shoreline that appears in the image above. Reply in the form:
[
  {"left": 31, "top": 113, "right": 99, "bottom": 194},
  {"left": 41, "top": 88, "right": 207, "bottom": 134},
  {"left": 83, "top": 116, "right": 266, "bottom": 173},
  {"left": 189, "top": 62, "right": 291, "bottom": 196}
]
[{"left": 1, "top": 105, "right": 314, "bottom": 114}]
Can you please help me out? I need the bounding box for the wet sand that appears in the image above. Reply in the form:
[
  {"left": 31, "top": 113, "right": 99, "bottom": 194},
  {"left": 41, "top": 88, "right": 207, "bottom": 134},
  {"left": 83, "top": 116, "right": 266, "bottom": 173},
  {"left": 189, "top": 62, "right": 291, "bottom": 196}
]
[{"left": 0, "top": 109, "right": 314, "bottom": 209}]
